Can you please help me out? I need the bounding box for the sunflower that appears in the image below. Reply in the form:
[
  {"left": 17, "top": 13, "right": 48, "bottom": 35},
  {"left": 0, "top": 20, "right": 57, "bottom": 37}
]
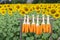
[
  {"left": 14, "top": 4, "right": 21, "bottom": 11},
  {"left": 8, "top": 10, "right": 13, "bottom": 16},
  {"left": 44, "top": 9, "right": 50, "bottom": 15},
  {"left": 36, "top": 10, "right": 41, "bottom": 14},
  {"left": 46, "top": 4, "right": 51, "bottom": 9},
  {"left": 57, "top": 6, "right": 60, "bottom": 9},
  {"left": 6, "top": 4, "right": 12, "bottom": 9},
  {"left": 0, "top": 5, "right": 3, "bottom": 9},
  {"left": 41, "top": 9, "right": 46, "bottom": 15},
  {"left": 40, "top": 4, "right": 47, "bottom": 10},
  {"left": 6, "top": 4, "right": 10, "bottom": 7},
  {"left": 7, "top": 7, "right": 13, "bottom": 12},
  {"left": 29, "top": 7, "right": 33, "bottom": 12},
  {"left": 0, "top": 6, "right": 6, "bottom": 12},
  {"left": 19, "top": 9, "right": 26, "bottom": 16},
  {"left": 57, "top": 9, "right": 60, "bottom": 14},
  {"left": 35, "top": 4, "right": 40, "bottom": 11},
  {"left": 43, "top": 4, "right": 47, "bottom": 9},
  {"left": 29, "top": 4, "right": 35, "bottom": 12},
  {"left": 51, "top": 4, "right": 57, "bottom": 8},
  {"left": 45, "top": 7, "right": 51, "bottom": 15},
  {"left": 1, "top": 10, "right": 6, "bottom": 15},
  {"left": 53, "top": 13, "right": 60, "bottom": 19},
  {"left": 23, "top": 6, "right": 30, "bottom": 14},
  {"left": 31, "top": 4, "right": 36, "bottom": 11},
  {"left": 0, "top": 5, "right": 6, "bottom": 10},
  {"left": 3, "top": 4, "right": 7, "bottom": 10},
  {"left": 57, "top": 4, "right": 60, "bottom": 6},
  {"left": 40, "top": 4, "right": 44, "bottom": 9},
  {"left": 49, "top": 8, "right": 57, "bottom": 16}
]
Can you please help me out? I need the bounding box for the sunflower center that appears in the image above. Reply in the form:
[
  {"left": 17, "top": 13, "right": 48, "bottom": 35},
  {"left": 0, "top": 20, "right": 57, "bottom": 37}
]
[
  {"left": 24, "top": 8, "right": 28, "bottom": 11},
  {"left": 55, "top": 14, "right": 59, "bottom": 17},
  {"left": 44, "top": 8, "right": 46, "bottom": 9},
  {"left": 8, "top": 5, "right": 10, "bottom": 7},
  {"left": 22, "top": 11, "right": 25, "bottom": 14},
  {"left": 58, "top": 10, "right": 60, "bottom": 13},
  {"left": 30, "top": 9, "right": 32, "bottom": 11},
  {"left": 4, "top": 6, "right": 6, "bottom": 7},
  {"left": 36, "top": 6, "right": 40, "bottom": 10},
  {"left": 48, "top": 6, "right": 51, "bottom": 9},
  {"left": 16, "top": 6, "right": 20, "bottom": 9},
  {"left": 2, "top": 11, "right": 5, "bottom": 14},
  {"left": 2, "top": 8, "right": 4, "bottom": 10},
  {"left": 47, "top": 10, "right": 49, "bottom": 12},
  {"left": 9, "top": 8, "right": 12, "bottom": 11},
  {"left": 51, "top": 9, "right": 56, "bottom": 14}
]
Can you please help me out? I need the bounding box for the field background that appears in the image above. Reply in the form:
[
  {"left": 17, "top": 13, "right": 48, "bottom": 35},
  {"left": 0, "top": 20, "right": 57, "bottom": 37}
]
[
  {"left": 0, "top": 0, "right": 60, "bottom": 40},
  {"left": 0, "top": 4, "right": 60, "bottom": 40},
  {"left": 0, "top": 0, "right": 60, "bottom": 4}
]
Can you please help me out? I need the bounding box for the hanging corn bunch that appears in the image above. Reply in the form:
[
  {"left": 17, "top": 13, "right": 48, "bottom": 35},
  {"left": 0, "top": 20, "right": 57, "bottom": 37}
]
[
  {"left": 30, "top": 15, "right": 36, "bottom": 33},
  {"left": 22, "top": 14, "right": 52, "bottom": 34},
  {"left": 41, "top": 15, "right": 46, "bottom": 33},
  {"left": 46, "top": 15, "right": 52, "bottom": 33},
  {"left": 35, "top": 15, "right": 42, "bottom": 35},
  {"left": 22, "top": 15, "right": 27, "bottom": 33},
  {"left": 25, "top": 15, "right": 30, "bottom": 33}
]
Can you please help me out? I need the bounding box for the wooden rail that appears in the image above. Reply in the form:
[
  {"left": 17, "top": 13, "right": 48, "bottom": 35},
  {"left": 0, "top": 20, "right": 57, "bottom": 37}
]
[{"left": 19, "top": 18, "right": 55, "bottom": 40}]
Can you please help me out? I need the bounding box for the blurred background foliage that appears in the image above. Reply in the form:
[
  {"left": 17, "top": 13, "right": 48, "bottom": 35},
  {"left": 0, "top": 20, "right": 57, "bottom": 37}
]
[{"left": 0, "top": 0, "right": 60, "bottom": 4}]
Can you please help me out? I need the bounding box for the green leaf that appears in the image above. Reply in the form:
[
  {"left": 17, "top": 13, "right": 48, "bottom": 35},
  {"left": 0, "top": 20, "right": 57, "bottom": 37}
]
[
  {"left": 57, "top": 29, "right": 60, "bottom": 36},
  {"left": 13, "top": 37, "right": 17, "bottom": 40},
  {"left": 52, "top": 33, "right": 58, "bottom": 39},
  {"left": 30, "top": 36, "right": 34, "bottom": 40},
  {"left": 0, "top": 29, "right": 2, "bottom": 33},
  {"left": 22, "top": 33, "right": 27, "bottom": 37},
  {"left": 35, "top": 34, "right": 40, "bottom": 38},
  {"left": 2, "top": 32, "right": 6, "bottom": 37},
  {"left": 37, "top": 39, "right": 42, "bottom": 40},
  {"left": 42, "top": 33, "right": 50, "bottom": 40},
  {"left": 26, "top": 37, "right": 31, "bottom": 40}
]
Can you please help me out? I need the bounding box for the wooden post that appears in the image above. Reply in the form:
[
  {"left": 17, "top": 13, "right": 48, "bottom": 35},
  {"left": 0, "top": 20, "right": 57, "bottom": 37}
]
[
  {"left": 19, "top": 18, "right": 55, "bottom": 40},
  {"left": 20, "top": 19, "right": 23, "bottom": 40}
]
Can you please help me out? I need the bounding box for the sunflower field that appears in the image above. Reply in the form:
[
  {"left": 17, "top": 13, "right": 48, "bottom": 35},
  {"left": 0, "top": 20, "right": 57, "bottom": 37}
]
[{"left": 0, "top": 4, "right": 60, "bottom": 40}]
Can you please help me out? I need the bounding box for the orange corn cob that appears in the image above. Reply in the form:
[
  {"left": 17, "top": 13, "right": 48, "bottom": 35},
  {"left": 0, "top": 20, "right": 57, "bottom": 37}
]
[
  {"left": 25, "top": 24, "right": 30, "bottom": 33},
  {"left": 35, "top": 15, "right": 42, "bottom": 35},
  {"left": 45, "top": 24, "right": 49, "bottom": 33},
  {"left": 36, "top": 25, "right": 42, "bottom": 35},
  {"left": 25, "top": 15, "right": 30, "bottom": 33},
  {"left": 30, "top": 15, "right": 36, "bottom": 33},
  {"left": 30, "top": 24, "right": 33, "bottom": 33},
  {"left": 36, "top": 25, "right": 39, "bottom": 35},
  {"left": 30, "top": 24, "right": 36, "bottom": 33},
  {"left": 39, "top": 25, "right": 42, "bottom": 34},
  {"left": 22, "top": 24, "right": 27, "bottom": 33},
  {"left": 22, "top": 24, "right": 25, "bottom": 33},
  {"left": 41, "top": 15, "right": 46, "bottom": 33},
  {"left": 46, "top": 24, "right": 52, "bottom": 33},
  {"left": 22, "top": 15, "right": 26, "bottom": 33},
  {"left": 41, "top": 24, "right": 46, "bottom": 33},
  {"left": 33, "top": 24, "right": 36, "bottom": 33},
  {"left": 46, "top": 15, "right": 52, "bottom": 33}
]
